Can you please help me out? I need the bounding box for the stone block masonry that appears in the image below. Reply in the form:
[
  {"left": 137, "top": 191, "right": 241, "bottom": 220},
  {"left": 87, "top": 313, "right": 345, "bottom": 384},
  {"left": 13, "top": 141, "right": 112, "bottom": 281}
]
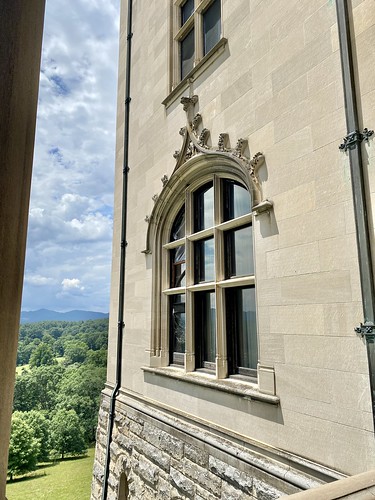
[{"left": 91, "top": 393, "right": 331, "bottom": 500}]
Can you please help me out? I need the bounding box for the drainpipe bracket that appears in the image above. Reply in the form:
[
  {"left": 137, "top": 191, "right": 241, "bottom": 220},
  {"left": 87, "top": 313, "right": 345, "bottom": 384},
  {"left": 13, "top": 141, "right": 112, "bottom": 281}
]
[
  {"left": 339, "top": 128, "right": 374, "bottom": 151},
  {"left": 355, "top": 322, "right": 375, "bottom": 340}
]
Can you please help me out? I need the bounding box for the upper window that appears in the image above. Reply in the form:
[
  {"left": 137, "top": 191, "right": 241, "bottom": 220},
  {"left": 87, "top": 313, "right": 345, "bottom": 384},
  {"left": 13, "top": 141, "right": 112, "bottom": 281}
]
[
  {"left": 163, "top": 176, "right": 258, "bottom": 379},
  {"left": 174, "top": 0, "right": 221, "bottom": 82}
]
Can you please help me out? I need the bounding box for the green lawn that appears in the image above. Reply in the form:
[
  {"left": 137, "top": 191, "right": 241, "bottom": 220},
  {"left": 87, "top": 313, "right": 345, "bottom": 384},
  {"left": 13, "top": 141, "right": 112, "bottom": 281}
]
[{"left": 6, "top": 447, "right": 95, "bottom": 500}]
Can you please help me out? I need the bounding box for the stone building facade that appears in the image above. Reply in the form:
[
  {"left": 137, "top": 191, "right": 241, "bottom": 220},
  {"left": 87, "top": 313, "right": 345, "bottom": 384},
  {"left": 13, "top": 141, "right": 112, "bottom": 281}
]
[{"left": 92, "top": 0, "right": 375, "bottom": 498}]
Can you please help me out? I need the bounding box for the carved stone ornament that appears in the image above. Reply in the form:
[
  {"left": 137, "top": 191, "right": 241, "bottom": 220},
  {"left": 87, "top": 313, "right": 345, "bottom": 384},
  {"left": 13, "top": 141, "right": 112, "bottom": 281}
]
[
  {"left": 169, "top": 94, "right": 270, "bottom": 211},
  {"left": 161, "top": 175, "right": 169, "bottom": 187},
  {"left": 152, "top": 194, "right": 159, "bottom": 203}
]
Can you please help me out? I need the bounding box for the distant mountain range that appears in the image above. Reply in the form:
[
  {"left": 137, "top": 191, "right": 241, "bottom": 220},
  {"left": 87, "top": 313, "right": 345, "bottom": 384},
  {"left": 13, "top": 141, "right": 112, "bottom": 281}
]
[{"left": 20, "top": 309, "right": 109, "bottom": 324}]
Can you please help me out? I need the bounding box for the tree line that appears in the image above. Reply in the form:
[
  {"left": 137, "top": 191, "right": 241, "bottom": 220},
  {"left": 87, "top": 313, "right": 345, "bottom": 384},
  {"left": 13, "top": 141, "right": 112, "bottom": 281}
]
[{"left": 8, "top": 319, "right": 108, "bottom": 480}]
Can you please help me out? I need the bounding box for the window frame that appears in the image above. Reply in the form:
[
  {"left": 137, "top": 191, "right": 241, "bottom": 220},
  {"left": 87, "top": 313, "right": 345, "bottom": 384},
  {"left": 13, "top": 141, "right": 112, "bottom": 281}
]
[
  {"left": 162, "top": 172, "right": 258, "bottom": 380},
  {"left": 171, "top": 0, "right": 223, "bottom": 89}
]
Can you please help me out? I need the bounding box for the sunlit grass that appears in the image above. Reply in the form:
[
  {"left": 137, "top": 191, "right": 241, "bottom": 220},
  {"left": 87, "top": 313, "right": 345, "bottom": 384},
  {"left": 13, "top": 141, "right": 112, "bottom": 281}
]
[{"left": 6, "top": 447, "right": 95, "bottom": 500}]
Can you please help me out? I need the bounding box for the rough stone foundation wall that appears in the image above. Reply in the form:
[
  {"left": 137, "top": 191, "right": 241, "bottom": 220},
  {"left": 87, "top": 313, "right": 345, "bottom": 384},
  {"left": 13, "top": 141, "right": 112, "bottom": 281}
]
[{"left": 91, "top": 396, "right": 312, "bottom": 500}]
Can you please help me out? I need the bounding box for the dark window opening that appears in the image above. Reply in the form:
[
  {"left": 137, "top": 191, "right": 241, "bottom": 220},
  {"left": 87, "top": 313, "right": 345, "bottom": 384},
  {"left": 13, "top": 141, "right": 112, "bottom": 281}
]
[
  {"left": 170, "top": 294, "right": 186, "bottom": 365},
  {"left": 203, "top": 0, "right": 221, "bottom": 55},
  {"left": 181, "top": 0, "right": 194, "bottom": 26},
  {"left": 226, "top": 286, "right": 257, "bottom": 376},
  {"left": 223, "top": 179, "right": 251, "bottom": 222},
  {"left": 225, "top": 224, "right": 253, "bottom": 278},
  {"left": 170, "top": 205, "right": 185, "bottom": 241},
  {"left": 195, "top": 291, "right": 216, "bottom": 369},
  {"left": 194, "top": 182, "right": 214, "bottom": 232},
  {"left": 181, "top": 28, "right": 195, "bottom": 79}
]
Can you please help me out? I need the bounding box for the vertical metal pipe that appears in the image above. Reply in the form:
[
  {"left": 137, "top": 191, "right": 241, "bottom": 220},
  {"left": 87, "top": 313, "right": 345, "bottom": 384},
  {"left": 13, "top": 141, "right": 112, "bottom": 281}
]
[
  {"left": 336, "top": 0, "right": 375, "bottom": 426},
  {"left": 101, "top": 0, "right": 133, "bottom": 498}
]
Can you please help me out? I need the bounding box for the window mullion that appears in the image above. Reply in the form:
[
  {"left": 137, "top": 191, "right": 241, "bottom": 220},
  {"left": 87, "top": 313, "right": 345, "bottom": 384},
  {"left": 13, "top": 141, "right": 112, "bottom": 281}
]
[
  {"left": 185, "top": 188, "right": 194, "bottom": 371},
  {"left": 194, "top": 10, "right": 202, "bottom": 64},
  {"left": 216, "top": 284, "right": 227, "bottom": 379}
]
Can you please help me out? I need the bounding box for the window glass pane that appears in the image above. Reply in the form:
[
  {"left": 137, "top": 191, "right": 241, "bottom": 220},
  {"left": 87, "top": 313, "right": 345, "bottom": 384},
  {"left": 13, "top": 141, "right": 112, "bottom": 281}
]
[
  {"left": 181, "top": 28, "right": 195, "bottom": 79},
  {"left": 225, "top": 225, "right": 253, "bottom": 278},
  {"left": 223, "top": 180, "right": 251, "bottom": 221},
  {"left": 170, "top": 205, "right": 185, "bottom": 241},
  {"left": 226, "top": 287, "right": 257, "bottom": 373},
  {"left": 195, "top": 238, "right": 215, "bottom": 283},
  {"left": 181, "top": 0, "right": 194, "bottom": 25},
  {"left": 203, "top": 0, "right": 221, "bottom": 54},
  {"left": 194, "top": 182, "right": 214, "bottom": 232},
  {"left": 195, "top": 291, "right": 216, "bottom": 367},
  {"left": 170, "top": 245, "right": 186, "bottom": 288},
  {"left": 170, "top": 294, "right": 185, "bottom": 365}
]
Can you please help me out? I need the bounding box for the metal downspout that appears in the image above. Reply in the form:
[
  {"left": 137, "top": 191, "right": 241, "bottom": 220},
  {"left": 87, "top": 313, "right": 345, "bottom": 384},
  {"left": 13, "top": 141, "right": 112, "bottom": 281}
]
[
  {"left": 336, "top": 0, "right": 375, "bottom": 426},
  {"left": 101, "top": 1, "right": 133, "bottom": 498}
]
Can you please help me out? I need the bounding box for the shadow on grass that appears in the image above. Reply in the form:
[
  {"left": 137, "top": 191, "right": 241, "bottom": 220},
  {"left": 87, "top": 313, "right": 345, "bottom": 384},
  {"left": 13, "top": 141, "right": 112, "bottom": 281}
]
[{"left": 7, "top": 454, "right": 88, "bottom": 484}]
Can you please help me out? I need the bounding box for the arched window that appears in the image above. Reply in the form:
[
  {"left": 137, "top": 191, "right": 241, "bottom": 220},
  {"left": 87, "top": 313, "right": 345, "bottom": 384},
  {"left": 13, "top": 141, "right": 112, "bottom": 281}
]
[{"left": 157, "top": 169, "right": 258, "bottom": 379}]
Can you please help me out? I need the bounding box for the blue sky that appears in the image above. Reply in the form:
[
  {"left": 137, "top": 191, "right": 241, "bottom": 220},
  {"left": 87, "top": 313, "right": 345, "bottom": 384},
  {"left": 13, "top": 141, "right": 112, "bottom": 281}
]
[{"left": 22, "top": 0, "right": 120, "bottom": 313}]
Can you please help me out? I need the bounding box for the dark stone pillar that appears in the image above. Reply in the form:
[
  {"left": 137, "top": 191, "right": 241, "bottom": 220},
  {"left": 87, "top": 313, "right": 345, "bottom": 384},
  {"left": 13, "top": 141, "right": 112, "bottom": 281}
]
[{"left": 0, "top": 1, "right": 45, "bottom": 497}]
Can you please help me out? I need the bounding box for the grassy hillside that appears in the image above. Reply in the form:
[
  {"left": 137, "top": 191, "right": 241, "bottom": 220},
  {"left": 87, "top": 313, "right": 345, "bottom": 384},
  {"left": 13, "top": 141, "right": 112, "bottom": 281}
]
[{"left": 6, "top": 447, "right": 95, "bottom": 500}]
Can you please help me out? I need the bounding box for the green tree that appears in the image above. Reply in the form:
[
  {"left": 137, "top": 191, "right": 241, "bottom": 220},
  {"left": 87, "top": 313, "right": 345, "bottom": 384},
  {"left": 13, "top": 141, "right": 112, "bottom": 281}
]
[
  {"left": 63, "top": 340, "right": 88, "bottom": 365},
  {"left": 56, "top": 365, "right": 106, "bottom": 441},
  {"left": 18, "top": 410, "right": 50, "bottom": 462},
  {"left": 29, "top": 342, "right": 57, "bottom": 368},
  {"left": 50, "top": 409, "right": 86, "bottom": 459},
  {"left": 8, "top": 414, "right": 39, "bottom": 480},
  {"left": 13, "top": 364, "right": 65, "bottom": 412},
  {"left": 86, "top": 349, "right": 107, "bottom": 367}
]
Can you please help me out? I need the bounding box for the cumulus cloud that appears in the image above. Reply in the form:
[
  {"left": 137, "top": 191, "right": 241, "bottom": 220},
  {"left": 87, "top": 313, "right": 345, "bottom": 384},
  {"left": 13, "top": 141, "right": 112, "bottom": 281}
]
[
  {"left": 22, "top": 0, "right": 119, "bottom": 313},
  {"left": 61, "top": 278, "right": 85, "bottom": 291}
]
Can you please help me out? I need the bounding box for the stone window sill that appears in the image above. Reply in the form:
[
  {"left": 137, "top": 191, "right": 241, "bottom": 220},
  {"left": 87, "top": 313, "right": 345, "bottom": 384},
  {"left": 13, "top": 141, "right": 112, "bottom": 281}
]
[
  {"left": 142, "top": 365, "right": 280, "bottom": 405},
  {"left": 162, "top": 37, "right": 228, "bottom": 109}
]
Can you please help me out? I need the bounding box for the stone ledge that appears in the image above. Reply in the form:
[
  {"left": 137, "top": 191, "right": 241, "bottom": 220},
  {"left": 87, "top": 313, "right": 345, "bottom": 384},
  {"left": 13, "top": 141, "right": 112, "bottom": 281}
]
[
  {"left": 142, "top": 365, "right": 280, "bottom": 405},
  {"left": 162, "top": 37, "right": 228, "bottom": 109},
  {"left": 282, "top": 469, "right": 375, "bottom": 499}
]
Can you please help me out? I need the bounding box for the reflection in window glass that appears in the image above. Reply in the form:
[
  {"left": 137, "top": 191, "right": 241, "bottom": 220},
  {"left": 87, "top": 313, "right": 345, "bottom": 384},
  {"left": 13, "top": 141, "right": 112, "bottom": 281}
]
[
  {"left": 226, "top": 287, "right": 257, "bottom": 373},
  {"left": 170, "top": 294, "right": 185, "bottom": 365},
  {"left": 194, "top": 182, "right": 214, "bottom": 231},
  {"left": 170, "top": 205, "right": 185, "bottom": 241},
  {"left": 225, "top": 225, "right": 253, "bottom": 278},
  {"left": 203, "top": 0, "right": 221, "bottom": 55},
  {"left": 195, "top": 238, "right": 215, "bottom": 283},
  {"left": 223, "top": 180, "right": 251, "bottom": 221},
  {"left": 195, "top": 291, "right": 216, "bottom": 367},
  {"left": 170, "top": 245, "right": 186, "bottom": 288},
  {"left": 181, "top": 0, "right": 194, "bottom": 25},
  {"left": 181, "top": 28, "right": 195, "bottom": 79}
]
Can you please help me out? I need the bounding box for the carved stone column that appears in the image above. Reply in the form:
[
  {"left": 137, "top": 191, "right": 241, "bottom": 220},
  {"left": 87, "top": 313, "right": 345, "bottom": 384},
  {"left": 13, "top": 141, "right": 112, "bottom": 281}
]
[{"left": 0, "top": 1, "right": 45, "bottom": 498}]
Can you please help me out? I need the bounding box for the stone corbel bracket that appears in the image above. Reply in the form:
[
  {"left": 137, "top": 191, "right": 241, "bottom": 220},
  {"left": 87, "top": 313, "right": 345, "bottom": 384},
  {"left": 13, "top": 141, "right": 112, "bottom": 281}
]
[{"left": 171, "top": 95, "right": 271, "bottom": 211}]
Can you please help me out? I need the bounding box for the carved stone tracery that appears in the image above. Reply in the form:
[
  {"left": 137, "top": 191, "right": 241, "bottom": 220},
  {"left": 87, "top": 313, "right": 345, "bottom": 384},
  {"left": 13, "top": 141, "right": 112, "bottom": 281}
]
[{"left": 169, "top": 95, "right": 269, "bottom": 211}]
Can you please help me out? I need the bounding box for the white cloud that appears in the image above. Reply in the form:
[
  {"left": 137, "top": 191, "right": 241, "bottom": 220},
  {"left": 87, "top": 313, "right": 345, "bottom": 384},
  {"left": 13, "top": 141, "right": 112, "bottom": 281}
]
[
  {"left": 22, "top": 0, "right": 119, "bottom": 313},
  {"left": 61, "top": 278, "right": 85, "bottom": 291}
]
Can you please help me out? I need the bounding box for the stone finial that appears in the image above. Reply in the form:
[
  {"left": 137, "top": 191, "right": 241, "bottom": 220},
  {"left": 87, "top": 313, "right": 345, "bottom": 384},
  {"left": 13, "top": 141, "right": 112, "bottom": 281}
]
[{"left": 161, "top": 175, "right": 169, "bottom": 187}]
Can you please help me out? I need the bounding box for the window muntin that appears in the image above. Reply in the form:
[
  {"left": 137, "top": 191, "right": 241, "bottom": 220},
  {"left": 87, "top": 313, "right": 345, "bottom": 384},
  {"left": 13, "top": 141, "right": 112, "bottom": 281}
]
[
  {"left": 203, "top": 0, "right": 221, "bottom": 55},
  {"left": 174, "top": 0, "right": 221, "bottom": 84},
  {"left": 164, "top": 176, "right": 257, "bottom": 378}
]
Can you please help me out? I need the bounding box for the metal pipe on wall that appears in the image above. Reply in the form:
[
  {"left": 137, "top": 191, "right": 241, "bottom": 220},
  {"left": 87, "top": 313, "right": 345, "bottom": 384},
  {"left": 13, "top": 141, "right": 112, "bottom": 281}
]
[
  {"left": 336, "top": 0, "right": 375, "bottom": 426},
  {"left": 101, "top": 0, "right": 133, "bottom": 498}
]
